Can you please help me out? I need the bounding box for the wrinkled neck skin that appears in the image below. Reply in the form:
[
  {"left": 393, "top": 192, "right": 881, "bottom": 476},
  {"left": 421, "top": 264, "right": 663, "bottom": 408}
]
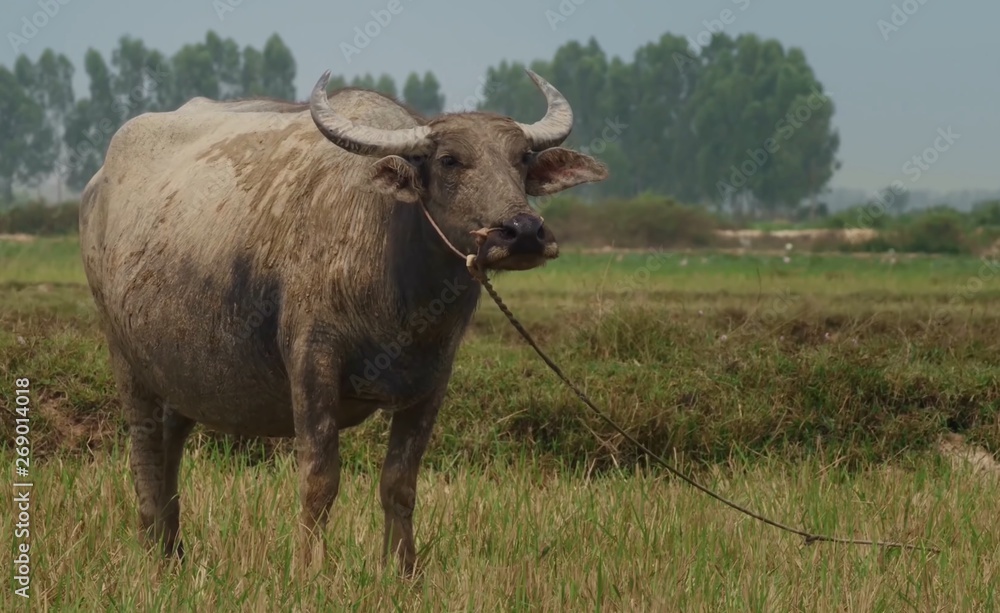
[{"left": 383, "top": 197, "right": 482, "bottom": 334}]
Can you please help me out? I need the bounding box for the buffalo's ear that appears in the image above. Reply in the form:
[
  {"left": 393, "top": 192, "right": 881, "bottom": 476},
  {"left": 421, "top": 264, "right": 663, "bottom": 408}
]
[
  {"left": 525, "top": 148, "right": 609, "bottom": 196},
  {"left": 370, "top": 155, "right": 423, "bottom": 203}
]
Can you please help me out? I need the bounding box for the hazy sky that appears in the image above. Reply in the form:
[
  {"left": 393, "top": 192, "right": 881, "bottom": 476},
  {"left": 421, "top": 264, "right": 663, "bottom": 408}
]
[{"left": 3, "top": 0, "right": 995, "bottom": 192}]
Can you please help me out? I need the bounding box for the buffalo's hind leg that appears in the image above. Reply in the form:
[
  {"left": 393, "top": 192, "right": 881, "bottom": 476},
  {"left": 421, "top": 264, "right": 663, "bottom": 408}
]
[
  {"left": 160, "top": 406, "right": 196, "bottom": 558},
  {"left": 112, "top": 350, "right": 194, "bottom": 558}
]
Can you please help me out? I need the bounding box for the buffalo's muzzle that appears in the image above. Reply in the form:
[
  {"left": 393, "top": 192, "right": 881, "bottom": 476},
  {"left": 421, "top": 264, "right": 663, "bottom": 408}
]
[{"left": 478, "top": 213, "right": 559, "bottom": 270}]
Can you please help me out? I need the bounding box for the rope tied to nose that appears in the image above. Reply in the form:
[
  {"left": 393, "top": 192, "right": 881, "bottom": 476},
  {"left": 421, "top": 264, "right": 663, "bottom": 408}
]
[{"left": 418, "top": 201, "right": 941, "bottom": 556}]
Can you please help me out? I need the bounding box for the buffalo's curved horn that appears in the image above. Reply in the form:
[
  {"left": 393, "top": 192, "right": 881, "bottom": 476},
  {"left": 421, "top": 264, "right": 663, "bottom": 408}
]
[
  {"left": 309, "top": 70, "right": 434, "bottom": 157},
  {"left": 516, "top": 70, "right": 574, "bottom": 150}
]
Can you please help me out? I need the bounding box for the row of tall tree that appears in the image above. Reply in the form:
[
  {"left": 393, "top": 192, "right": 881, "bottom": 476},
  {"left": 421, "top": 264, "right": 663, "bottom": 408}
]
[
  {"left": 0, "top": 32, "right": 445, "bottom": 201},
  {"left": 0, "top": 30, "right": 840, "bottom": 216},
  {"left": 479, "top": 35, "right": 839, "bottom": 214}
]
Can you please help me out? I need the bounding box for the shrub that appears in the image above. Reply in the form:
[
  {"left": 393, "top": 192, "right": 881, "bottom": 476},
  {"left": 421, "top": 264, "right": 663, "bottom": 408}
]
[
  {"left": 893, "top": 207, "right": 970, "bottom": 254},
  {"left": 971, "top": 199, "right": 1000, "bottom": 228},
  {"left": 541, "top": 195, "right": 720, "bottom": 249},
  {"left": 0, "top": 201, "right": 81, "bottom": 236},
  {"left": 822, "top": 204, "right": 892, "bottom": 231}
]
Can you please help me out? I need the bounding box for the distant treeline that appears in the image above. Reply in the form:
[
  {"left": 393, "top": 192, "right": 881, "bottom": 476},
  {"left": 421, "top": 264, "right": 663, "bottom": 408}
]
[
  {"left": 5, "top": 197, "right": 999, "bottom": 256},
  {"left": 1, "top": 29, "right": 840, "bottom": 218}
]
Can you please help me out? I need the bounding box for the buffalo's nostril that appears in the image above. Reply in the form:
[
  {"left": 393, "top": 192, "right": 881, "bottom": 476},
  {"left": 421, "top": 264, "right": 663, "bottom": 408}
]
[{"left": 491, "top": 213, "right": 551, "bottom": 255}]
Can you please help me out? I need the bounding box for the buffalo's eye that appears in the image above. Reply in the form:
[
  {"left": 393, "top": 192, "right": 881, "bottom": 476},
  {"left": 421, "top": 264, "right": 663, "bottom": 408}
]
[{"left": 439, "top": 155, "right": 460, "bottom": 168}]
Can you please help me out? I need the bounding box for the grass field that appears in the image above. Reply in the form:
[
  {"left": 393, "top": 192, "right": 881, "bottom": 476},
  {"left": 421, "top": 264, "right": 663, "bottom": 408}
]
[{"left": 2, "top": 237, "right": 999, "bottom": 610}]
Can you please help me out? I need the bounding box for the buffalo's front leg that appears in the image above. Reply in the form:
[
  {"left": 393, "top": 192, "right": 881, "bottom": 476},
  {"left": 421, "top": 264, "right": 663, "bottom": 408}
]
[
  {"left": 380, "top": 390, "right": 443, "bottom": 576},
  {"left": 288, "top": 348, "right": 341, "bottom": 574}
]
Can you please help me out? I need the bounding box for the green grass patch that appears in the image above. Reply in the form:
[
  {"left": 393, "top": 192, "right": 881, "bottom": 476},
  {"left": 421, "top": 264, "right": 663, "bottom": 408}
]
[{"left": 2, "top": 239, "right": 998, "bottom": 470}]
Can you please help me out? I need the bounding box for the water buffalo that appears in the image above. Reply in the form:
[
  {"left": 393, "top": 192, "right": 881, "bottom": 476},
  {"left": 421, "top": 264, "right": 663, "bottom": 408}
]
[{"left": 79, "top": 69, "right": 607, "bottom": 575}]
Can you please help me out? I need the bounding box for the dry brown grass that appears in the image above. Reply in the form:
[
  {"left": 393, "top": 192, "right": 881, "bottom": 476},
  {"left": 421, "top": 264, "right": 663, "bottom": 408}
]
[
  {"left": 4, "top": 239, "right": 1000, "bottom": 610},
  {"left": 3, "top": 447, "right": 997, "bottom": 611}
]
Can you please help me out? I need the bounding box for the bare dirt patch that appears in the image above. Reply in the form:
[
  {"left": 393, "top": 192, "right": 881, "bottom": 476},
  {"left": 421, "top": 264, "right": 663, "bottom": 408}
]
[
  {"left": 715, "top": 228, "right": 879, "bottom": 244},
  {"left": 0, "top": 233, "right": 37, "bottom": 243},
  {"left": 36, "top": 395, "right": 116, "bottom": 457}
]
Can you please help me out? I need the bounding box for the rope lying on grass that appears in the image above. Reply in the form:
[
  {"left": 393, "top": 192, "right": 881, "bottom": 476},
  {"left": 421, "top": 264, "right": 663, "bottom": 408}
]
[
  {"left": 419, "top": 201, "right": 942, "bottom": 556},
  {"left": 479, "top": 276, "right": 941, "bottom": 556}
]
